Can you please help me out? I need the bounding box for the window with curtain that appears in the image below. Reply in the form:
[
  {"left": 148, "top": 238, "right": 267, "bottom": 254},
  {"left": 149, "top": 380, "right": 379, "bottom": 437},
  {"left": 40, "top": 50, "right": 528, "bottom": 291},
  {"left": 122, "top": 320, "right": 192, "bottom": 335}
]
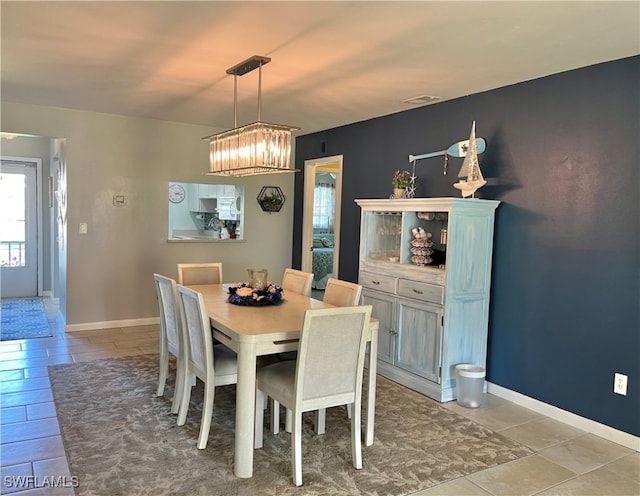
[{"left": 313, "top": 181, "right": 335, "bottom": 231}]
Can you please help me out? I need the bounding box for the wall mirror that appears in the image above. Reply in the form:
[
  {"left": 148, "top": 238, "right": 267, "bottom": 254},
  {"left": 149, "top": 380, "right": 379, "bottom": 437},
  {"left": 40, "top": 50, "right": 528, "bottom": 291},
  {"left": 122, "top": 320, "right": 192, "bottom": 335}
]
[{"left": 168, "top": 182, "right": 244, "bottom": 241}]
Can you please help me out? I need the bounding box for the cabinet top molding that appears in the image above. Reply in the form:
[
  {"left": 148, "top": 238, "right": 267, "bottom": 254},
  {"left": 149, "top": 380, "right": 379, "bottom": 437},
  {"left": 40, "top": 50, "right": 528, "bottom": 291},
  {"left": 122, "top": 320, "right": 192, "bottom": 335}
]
[{"left": 355, "top": 197, "right": 500, "bottom": 212}]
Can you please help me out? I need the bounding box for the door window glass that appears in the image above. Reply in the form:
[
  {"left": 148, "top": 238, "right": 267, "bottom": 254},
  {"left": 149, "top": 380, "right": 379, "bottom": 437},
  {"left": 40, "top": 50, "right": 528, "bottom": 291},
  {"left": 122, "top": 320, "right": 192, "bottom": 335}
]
[{"left": 0, "top": 172, "right": 26, "bottom": 266}]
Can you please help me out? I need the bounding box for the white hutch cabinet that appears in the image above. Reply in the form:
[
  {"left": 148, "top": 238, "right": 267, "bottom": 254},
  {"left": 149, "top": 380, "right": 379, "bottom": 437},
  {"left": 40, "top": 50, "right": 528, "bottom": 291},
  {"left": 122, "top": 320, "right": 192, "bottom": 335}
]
[{"left": 355, "top": 198, "right": 499, "bottom": 402}]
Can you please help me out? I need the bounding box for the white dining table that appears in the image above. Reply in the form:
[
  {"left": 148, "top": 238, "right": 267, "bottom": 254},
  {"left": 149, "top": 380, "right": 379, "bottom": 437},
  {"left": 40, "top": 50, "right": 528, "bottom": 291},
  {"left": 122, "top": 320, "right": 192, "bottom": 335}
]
[{"left": 187, "top": 283, "right": 379, "bottom": 478}]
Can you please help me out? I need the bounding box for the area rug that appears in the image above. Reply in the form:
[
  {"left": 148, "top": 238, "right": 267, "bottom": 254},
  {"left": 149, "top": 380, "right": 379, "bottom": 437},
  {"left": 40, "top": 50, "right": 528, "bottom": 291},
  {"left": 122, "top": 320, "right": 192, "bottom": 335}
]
[
  {"left": 0, "top": 297, "right": 52, "bottom": 341},
  {"left": 49, "top": 354, "right": 532, "bottom": 496}
]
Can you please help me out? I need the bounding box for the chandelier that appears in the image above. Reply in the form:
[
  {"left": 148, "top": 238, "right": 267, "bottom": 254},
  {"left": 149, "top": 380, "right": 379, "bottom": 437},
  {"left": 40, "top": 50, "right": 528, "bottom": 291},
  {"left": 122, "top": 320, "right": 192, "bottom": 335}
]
[{"left": 203, "top": 56, "right": 299, "bottom": 176}]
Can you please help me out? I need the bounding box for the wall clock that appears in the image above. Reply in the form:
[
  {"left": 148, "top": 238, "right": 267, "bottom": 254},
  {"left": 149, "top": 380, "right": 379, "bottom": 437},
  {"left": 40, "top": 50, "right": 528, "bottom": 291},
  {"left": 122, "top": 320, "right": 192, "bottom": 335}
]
[{"left": 168, "top": 184, "right": 186, "bottom": 203}]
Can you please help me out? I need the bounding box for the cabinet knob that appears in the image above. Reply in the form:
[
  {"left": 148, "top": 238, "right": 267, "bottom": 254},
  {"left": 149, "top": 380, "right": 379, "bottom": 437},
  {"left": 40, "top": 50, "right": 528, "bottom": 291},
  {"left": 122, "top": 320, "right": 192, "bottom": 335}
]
[
  {"left": 372, "top": 280, "right": 380, "bottom": 285},
  {"left": 413, "top": 289, "right": 424, "bottom": 294},
  {"left": 389, "top": 329, "right": 398, "bottom": 335}
]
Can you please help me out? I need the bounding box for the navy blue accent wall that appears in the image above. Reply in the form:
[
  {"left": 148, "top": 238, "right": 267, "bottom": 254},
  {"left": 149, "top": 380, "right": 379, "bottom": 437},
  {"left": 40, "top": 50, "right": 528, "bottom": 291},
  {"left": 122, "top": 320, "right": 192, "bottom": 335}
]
[{"left": 293, "top": 56, "right": 639, "bottom": 436}]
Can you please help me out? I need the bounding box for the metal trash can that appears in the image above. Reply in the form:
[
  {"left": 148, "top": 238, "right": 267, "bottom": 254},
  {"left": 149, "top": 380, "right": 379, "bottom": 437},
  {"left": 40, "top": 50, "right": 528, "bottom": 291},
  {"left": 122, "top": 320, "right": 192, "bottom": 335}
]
[{"left": 455, "top": 364, "right": 486, "bottom": 408}]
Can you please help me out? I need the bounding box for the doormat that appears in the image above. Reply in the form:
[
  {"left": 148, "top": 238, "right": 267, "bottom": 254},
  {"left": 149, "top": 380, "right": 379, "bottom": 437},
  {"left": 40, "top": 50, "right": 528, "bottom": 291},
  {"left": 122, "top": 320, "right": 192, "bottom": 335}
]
[{"left": 0, "top": 297, "right": 52, "bottom": 341}]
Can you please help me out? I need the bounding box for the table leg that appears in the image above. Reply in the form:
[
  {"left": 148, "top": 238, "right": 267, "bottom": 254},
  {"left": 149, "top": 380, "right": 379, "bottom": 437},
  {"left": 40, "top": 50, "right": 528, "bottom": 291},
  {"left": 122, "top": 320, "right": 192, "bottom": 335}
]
[
  {"left": 234, "top": 343, "right": 257, "bottom": 478},
  {"left": 365, "top": 325, "right": 378, "bottom": 446}
]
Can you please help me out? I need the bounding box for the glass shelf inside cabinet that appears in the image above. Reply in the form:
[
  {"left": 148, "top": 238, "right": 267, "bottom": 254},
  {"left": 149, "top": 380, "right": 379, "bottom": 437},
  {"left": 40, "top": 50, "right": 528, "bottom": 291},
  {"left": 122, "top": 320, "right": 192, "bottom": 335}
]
[{"left": 363, "top": 211, "right": 402, "bottom": 262}]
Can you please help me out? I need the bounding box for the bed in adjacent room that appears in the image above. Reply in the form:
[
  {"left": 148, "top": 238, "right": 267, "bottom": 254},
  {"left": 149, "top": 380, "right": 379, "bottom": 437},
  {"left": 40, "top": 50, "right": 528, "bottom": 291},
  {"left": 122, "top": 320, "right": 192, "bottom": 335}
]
[{"left": 312, "top": 233, "right": 334, "bottom": 289}]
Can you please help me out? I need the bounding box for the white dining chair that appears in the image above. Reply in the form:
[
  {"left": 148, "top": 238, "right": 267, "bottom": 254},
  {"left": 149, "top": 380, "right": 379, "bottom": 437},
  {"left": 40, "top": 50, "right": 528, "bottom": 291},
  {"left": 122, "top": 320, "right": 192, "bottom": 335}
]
[
  {"left": 315, "top": 277, "right": 364, "bottom": 431},
  {"left": 176, "top": 284, "right": 238, "bottom": 449},
  {"left": 176, "top": 262, "right": 223, "bottom": 286},
  {"left": 153, "top": 273, "right": 184, "bottom": 415},
  {"left": 254, "top": 305, "right": 373, "bottom": 486},
  {"left": 280, "top": 277, "right": 365, "bottom": 434},
  {"left": 281, "top": 268, "right": 314, "bottom": 297}
]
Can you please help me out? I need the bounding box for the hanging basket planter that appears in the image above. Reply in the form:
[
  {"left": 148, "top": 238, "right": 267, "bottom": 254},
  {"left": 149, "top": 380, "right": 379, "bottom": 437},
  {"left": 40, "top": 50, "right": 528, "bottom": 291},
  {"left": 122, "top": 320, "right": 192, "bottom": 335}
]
[{"left": 257, "top": 186, "right": 285, "bottom": 212}]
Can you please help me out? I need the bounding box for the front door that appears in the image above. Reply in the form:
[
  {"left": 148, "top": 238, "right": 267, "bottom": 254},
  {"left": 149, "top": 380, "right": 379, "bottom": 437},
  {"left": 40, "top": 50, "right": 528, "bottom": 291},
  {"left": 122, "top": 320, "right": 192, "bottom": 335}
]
[{"left": 1, "top": 160, "right": 39, "bottom": 298}]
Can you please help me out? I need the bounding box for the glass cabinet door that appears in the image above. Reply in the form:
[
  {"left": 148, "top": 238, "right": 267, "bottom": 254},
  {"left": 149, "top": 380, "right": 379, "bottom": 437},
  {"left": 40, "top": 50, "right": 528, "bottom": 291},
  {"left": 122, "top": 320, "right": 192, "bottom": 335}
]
[{"left": 360, "top": 211, "right": 402, "bottom": 262}]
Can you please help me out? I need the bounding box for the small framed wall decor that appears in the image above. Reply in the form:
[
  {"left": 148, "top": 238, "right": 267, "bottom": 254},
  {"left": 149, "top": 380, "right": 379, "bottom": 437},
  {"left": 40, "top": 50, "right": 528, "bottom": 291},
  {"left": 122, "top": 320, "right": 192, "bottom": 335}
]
[{"left": 257, "top": 186, "right": 285, "bottom": 213}]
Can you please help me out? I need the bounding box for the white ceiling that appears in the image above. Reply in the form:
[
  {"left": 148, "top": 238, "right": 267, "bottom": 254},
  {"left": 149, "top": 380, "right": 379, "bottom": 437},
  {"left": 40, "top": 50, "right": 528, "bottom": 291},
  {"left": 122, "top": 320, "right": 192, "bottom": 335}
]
[{"left": 2, "top": 1, "right": 638, "bottom": 136}]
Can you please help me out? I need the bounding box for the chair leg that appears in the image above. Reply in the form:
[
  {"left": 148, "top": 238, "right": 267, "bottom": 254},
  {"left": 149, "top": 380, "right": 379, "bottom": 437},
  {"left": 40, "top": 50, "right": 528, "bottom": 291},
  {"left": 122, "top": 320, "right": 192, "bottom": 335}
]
[
  {"left": 156, "top": 348, "right": 168, "bottom": 396},
  {"left": 292, "top": 409, "right": 303, "bottom": 486},
  {"left": 314, "top": 408, "right": 326, "bottom": 435},
  {"left": 170, "top": 354, "right": 183, "bottom": 414},
  {"left": 177, "top": 370, "right": 193, "bottom": 426},
  {"left": 350, "top": 402, "right": 363, "bottom": 470},
  {"left": 254, "top": 389, "right": 265, "bottom": 449},
  {"left": 271, "top": 399, "right": 280, "bottom": 435},
  {"left": 312, "top": 405, "right": 349, "bottom": 435},
  {"left": 197, "top": 380, "right": 215, "bottom": 449},
  {"left": 285, "top": 408, "right": 292, "bottom": 433}
]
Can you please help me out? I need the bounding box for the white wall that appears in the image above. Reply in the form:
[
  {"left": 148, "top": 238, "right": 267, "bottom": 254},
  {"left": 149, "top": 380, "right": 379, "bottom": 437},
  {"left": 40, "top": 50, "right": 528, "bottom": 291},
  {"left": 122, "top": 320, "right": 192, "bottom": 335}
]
[{"left": 1, "top": 102, "right": 295, "bottom": 326}]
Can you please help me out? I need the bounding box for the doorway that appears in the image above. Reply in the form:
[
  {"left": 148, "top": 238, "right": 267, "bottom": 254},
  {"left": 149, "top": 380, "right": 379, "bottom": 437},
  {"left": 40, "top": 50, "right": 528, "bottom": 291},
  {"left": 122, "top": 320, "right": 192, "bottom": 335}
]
[
  {"left": 0, "top": 158, "right": 42, "bottom": 298},
  {"left": 300, "top": 155, "right": 343, "bottom": 291}
]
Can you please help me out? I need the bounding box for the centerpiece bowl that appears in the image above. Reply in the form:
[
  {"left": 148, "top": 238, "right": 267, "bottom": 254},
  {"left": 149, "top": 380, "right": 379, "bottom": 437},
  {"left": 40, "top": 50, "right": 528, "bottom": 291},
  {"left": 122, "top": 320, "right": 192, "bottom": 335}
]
[{"left": 227, "top": 283, "right": 284, "bottom": 306}]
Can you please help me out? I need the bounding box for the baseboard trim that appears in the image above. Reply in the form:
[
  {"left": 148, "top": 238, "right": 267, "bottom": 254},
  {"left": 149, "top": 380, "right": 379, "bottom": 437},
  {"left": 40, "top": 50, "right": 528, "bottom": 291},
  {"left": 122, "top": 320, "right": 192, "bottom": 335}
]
[
  {"left": 487, "top": 381, "right": 639, "bottom": 452},
  {"left": 66, "top": 317, "right": 160, "bottom": 333}
]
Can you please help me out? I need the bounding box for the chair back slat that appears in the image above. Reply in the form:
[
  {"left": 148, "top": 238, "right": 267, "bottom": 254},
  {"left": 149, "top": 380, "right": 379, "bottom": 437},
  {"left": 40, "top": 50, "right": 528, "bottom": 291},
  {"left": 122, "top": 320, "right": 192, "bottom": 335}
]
[
  {"left": 282, "top": 268, "right": 314, "bottom": 296},
  {"left": 177, "top": 285, "right": 214, "bottom": 379},
  {"left": 177, "top": 263, "right": 223, "bottom": 285},
  {"left": 153, "top": 274, "right": 180, "bottom": 350},
  {"left": 323, "top": 278, "right": 362, "bottom": 307}
]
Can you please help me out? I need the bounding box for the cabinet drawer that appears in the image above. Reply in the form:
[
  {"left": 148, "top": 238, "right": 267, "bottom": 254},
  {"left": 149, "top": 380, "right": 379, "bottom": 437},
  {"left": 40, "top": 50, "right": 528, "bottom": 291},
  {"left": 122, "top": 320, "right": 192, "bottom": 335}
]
[
  {"left": 398, "top": 279, "right": 443, "bottom": 304},
  {"left": 359, "top": 271, "right": 397, "bottom": 293}
]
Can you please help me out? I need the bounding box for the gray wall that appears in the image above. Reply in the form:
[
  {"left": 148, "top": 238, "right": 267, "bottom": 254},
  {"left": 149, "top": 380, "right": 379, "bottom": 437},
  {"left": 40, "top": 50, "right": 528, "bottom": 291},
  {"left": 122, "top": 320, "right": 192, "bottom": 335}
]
[
  {"left": 293, "top": 56, "right": 639, "bottom": 437},
  {"left": 1, "top": 102, "right": 295, "bottom": 326}
]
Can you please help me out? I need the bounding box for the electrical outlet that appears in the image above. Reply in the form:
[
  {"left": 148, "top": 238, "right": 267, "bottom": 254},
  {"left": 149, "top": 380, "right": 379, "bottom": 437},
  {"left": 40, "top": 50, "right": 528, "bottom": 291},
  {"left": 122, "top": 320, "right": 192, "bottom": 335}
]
[
  {"left": 614, "top": 373, "right": 628, "bottom": 396},
  {"left": 79, "top": 222, "right": 88, "bottom": 234}
]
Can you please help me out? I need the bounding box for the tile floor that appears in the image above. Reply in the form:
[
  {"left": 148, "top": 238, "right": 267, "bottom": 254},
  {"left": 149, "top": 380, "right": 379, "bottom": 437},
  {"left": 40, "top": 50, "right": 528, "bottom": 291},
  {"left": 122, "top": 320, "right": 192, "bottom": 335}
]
[{"left": 0, "top": 298, "right": 638, "bottom": 495}]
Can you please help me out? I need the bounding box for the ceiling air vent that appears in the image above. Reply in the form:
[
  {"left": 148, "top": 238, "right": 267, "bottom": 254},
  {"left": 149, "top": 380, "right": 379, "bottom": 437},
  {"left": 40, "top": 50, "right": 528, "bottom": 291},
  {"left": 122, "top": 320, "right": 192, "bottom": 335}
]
[{"left": 402, "top": 95, "right": 442, "bottom": 105}]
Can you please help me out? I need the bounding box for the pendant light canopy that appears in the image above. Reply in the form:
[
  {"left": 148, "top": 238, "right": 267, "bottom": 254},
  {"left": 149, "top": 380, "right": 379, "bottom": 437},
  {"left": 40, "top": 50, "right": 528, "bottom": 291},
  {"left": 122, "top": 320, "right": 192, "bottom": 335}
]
[{"left": 203, "top": 56, "right": 299, "bottom": 176}]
